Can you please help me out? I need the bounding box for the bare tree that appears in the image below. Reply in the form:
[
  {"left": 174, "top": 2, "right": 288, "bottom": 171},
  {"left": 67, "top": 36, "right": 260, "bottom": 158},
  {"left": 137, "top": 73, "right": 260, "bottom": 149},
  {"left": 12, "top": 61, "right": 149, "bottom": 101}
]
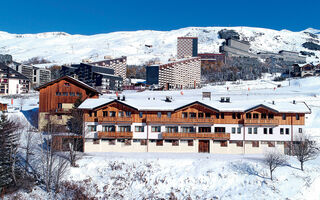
[
  {"left": 264, "top": 149, "right": 287, "bottom": 180},
  {"left": 18, "top": 98, "right": 25, "bottom": 111},
  {"left": 293, "top": 133, "right": 319, "bottom": 171},
  {"left": 20, "top": 125, "right": 37, "bottom": 174},
  {"left": 39, "top": 122, "right": 69, "bottom": 192}
]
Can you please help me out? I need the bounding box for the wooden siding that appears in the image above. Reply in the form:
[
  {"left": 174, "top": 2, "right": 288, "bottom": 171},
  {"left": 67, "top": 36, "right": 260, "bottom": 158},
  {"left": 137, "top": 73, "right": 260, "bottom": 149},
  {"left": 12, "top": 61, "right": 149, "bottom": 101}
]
[{"left": 39, "top": 79, "right": 99, "bottom": 112}]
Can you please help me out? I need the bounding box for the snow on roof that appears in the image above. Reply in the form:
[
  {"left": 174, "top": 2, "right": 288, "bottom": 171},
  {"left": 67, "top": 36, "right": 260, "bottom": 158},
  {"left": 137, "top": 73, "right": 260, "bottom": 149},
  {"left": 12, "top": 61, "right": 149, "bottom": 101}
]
[{"left": 78, "top": 95, "right": 311, "bottom": 113}]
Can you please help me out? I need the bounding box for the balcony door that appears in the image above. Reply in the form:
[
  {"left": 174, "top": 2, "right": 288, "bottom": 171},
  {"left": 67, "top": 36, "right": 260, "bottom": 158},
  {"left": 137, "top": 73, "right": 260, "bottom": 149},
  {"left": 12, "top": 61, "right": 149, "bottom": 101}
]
[
  {"left": 198, "top": 140, "right": 210, "bottom": 153},
  {"left": 199, "top": 127, "right": 211, "bottom": 133}
]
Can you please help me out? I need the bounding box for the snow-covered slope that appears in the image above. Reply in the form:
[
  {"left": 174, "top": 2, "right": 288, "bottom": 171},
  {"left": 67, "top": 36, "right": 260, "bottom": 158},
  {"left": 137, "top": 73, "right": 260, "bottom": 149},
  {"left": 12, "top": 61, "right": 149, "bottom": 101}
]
[{"left": 0, "top": 27, "right": 319, "bottom": 66}]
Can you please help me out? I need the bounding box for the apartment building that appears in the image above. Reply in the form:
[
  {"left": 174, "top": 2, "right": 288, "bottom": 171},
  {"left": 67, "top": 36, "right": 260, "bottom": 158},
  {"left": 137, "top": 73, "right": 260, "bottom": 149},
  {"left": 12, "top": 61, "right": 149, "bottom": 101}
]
[
  {"left": 177, "top": 37, "right": 198, "bottom": 59},
  {"left": 36, "top": 76, "right": 101, "bottom": 131},
  {"left": 146, "top": 57, "right": 201, "bottom": 89},
  {"left": 78, "top": 96, "right": 310, "bottom": 154},
  {"left": 89, "top": 56, "right": 127, "bottom": 79},
  {"left": 219, "top": 38, "right": 257, "bottom": 58},
  {"left": 0, "top": 63, "right": 30, "bottom": 95},
  {"left": 32, "top": 67, "right": 51, "bottom": 87},
  {"left": 258, "top": 50, "right": 306, "bottom": 63},
  {"left": 61, "top": 63, "right": 123, "bottom": 91}
]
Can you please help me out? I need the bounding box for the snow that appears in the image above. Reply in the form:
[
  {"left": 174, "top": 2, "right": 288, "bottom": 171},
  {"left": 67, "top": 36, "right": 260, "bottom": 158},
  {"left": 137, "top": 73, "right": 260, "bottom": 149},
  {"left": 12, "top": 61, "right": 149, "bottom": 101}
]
[
  {"left": 3, "top": 75, "right": 320, "bottom": 199},
  {"left": 0, "top": 27, "right": 319, "bottom": 66}
]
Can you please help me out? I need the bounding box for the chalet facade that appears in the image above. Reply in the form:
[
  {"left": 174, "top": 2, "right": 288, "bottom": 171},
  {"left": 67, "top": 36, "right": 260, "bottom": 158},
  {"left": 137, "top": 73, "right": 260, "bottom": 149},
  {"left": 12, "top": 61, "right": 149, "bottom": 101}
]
[
  {"left": 79, "top": 97, "right": 310, "bottom": 154},
  {"left": 36, "top": 76, "right": 101, "bottom": 131}
]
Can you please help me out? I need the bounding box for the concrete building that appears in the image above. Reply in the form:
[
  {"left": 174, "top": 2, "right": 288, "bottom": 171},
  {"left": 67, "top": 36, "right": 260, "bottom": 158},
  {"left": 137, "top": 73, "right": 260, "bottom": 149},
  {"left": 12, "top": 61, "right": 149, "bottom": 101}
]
[
  {"left": 146, "top": 57, "right": 201, "bottom": 89},
  {"left": 0, "top": 63, "right": 30, "bottom": 95},
  {"left": 89, "top": 56, "right": 127, "bottom": 79},
  {"left": 219, "top": 39, "right": 257, "bottom": 58},
  {"left": 78, "top": 96, "right": 310, "bottom": 154},
  {"left": 61, "top": 63, "right": 123, "bottom": 91},
  {"left": 32, "top": 67, "right": 51, "bottom": 87},
  {"left": 177, "top": 37, "right": 198, "bottom": 59},
  {"left": 258, "top": 50, "right": 306, "bottom": 63}
]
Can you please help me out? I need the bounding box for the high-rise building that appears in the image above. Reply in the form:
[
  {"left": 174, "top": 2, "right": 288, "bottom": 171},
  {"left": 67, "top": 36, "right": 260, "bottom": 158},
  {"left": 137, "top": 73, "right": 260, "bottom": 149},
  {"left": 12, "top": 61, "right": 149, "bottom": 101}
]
[{"left": 177, "top": 37, "right": 198, "bottom": 59}]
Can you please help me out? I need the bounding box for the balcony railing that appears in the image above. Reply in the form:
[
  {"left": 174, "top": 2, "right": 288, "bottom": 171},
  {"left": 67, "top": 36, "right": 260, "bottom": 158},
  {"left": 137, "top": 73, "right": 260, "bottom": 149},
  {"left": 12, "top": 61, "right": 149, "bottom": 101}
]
[
  {"left": 146, "top": 117, "right": 214, "bottom": 124},
  {"left": 162, "top": 132, "right": 230, "bottom": 140},
  {"left": 244, "top": 118, "right": 279, "bottom": 125},
  {"left": 85, "top": 116, "right": 132, "bottom": 123},
  {"left": 98, "top": 131, "right": 133, "bottom": 138}
]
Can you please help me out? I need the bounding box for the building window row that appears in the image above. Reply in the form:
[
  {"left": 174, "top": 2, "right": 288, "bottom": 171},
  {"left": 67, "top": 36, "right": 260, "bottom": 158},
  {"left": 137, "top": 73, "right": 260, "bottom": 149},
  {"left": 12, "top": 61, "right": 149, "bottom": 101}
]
[{"left": 56, "top": 91, "right": 81, "bottom": 96}]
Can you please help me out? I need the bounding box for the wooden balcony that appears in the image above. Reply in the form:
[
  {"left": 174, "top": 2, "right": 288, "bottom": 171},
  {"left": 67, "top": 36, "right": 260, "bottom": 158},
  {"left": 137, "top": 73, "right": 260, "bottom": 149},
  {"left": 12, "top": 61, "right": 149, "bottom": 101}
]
[
  {"left": 98, "top": 131, "right": 133, "bottom": 138},
  {"left": 146, "top": 117, "right": 214, "bottom": 124},
  {"left": 244, "top": 118, "right": 279, "bottom": 126},
  {"left": 162, "top": 132, "right": 230, "bottom": 140},
  {"left": 85, "top": 116, "right": 132, "bottom": 123}
]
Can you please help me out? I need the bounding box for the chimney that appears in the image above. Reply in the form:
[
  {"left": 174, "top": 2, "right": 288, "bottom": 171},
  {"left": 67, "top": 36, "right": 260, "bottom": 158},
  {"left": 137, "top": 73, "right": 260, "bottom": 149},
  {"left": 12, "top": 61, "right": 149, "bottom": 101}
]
[
  {"left": 117, "top": 96, "right": 120, "bottom": 100},
  {"left": 220, "top": 97, "right": 225, "bottom": 102},
  {"left": 121, "top": 95, "right": 125, "bottom": 101},
  {"left": 165, "top": 96, "right": 172, "bottom": 102},
  {"left": 272, "top": 101, "right": 275, "bottom": 105},
  {"left": 293, "top": 100, "right": 296, "bottom": 104},
  {"left": 225, "top": 97, "right": 230, "bottom": 103}
]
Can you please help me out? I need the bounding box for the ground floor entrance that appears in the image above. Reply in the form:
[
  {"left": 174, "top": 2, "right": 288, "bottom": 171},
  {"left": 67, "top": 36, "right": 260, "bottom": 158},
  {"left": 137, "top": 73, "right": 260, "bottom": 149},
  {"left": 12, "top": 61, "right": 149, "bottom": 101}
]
[{"left": 198, "top": 140, "right": 210, "bottom": 153}]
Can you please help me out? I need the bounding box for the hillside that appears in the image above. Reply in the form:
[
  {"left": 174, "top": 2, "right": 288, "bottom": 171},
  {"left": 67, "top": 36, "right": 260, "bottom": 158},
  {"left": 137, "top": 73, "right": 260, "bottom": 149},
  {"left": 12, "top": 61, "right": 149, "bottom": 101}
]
[{"left": 0, "top": 27, "right": 319, "bottom": 66}]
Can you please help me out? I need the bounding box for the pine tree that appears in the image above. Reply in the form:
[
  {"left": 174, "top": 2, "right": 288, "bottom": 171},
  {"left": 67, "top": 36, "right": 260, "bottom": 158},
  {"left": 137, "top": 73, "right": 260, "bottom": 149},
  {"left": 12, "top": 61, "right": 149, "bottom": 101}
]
[{"left": 0, "top": 113, "right": 19, "bottom": 192}]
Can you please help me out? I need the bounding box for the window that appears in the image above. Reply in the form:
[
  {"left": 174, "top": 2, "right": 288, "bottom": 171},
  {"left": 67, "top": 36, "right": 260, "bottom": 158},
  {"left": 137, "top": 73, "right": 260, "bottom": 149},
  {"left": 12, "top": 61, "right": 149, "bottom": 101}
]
[
  {"left": 232, "top": 127, "right": 236, "bottom": 134},
  {"left": 232, "top": 113, "right": 236, "bottom": 119},
  {"left": 103, "top": 125, "right": 115, "bottom": 132},
  {"left": 248, "top": 128, "right": 252, "bottom": 134},
  {"left": 109, "top": 139, "right": 116, "bottom": 145},
  {"left": 216, "top": 113, "right": 219, "bottom": 119},
  {"left": 76, "top": 92, "right": 81, "bottom": 96},
  {"left": 220, "top": 141, "right": 228, "bottom": 147},
  {"left": 103, "top": 111, "right": 108, "bottom": 117},
  {"left": 156, "top": 140, "right": 163, "bottom": 146},
  {"left": 254, "top": 127, "right": 257, "bottom": 134},
  {"left": 139, "top": 112, "right": 143, "bottom": 118},
  {"left": 56, "top": 92, "right": 61, "bottom": 96},
  {"left": 135, "top": 126, "right": 144, "bottom": 132},
  {"left": 237, "top": 128, "right": 241, "bottom": 134},
  {"left": 34, "top": 77, "right": 37, "bottom": 82},
  {"left": 125, "top": 139, "right": 131, "bottom": 146},
  {"left": 296, "top": 114, "right": 300, "bottom": 120},
  {"left": 188, "top": 140, "right": 194, "bottom": 146},
  {"left": 181, "top": 127, "right": 194, "bottom": 133},
  {"left": 126, "top": 111, "right": 131, "bottom": 117},
  {"left": 58, "top": 103, "right": 62, "bottom": 109},
  {"left": 157, "top": 112, "right": 161, "bottom": 118},
  {"left": 172, "top": 140, "right": 179, "bottom": 146},
  {"left": 253, "top": 113, "right": 259, "bottom": 119},
  {"left": 280, "top": 128, "right": 284, "bottom": 135},
  {"left": 299, "top": 128, "right": 303, "bottom": 133},
  {"left": 93, "top": 111, "right": 97, "bottom": 117},
  {"left": 268, "top": 141, "right": 275, "bottom": 147},
  {"left": 246, "top": 113, "right": 252, "bottom": 119},
  {"left": 64, "top": 83, "right": 70, "bottom": 87},
  {"left": 269, "top": 128, "right": 273, "bottom": 134},
  {"left": 221, "top": 113, "right": 224, "bottom": 119},
  {"left": 205, "top": 113, "right": 211, "bottom": 118},
  {"left": 118, "top": 111, "right": 124, "bottom": 117},
  {"left": 268, "top": 113, "right": 274, "bottom": 119},
  {"left": 282, "top": 114, "right": 286, "bottom": 120},
  {"left": 109, "top": 111, "right": 116, "bottom": 117},
  {"left": 286, "top": 128, "right": 290, "bottom": 135},
  {"left": 93, "top": 139, "right": 100, "bottom": 144},
  {"left": 237, "top": 113, "right": 241, "bottom": 119},
  {"left": 62, "top": 92, "right": 68, "bottom": 96},
  {"left": 167, "top": 112, "right": 171, "bottom": 118},
  {"left": 264, "top": 128, "right": 268, "bottom": 134},
  {"left": 261, "top": 113, "right": 267, "bottom": 119},
  {"left": 118, "top": 126, "right": 131, "bottom": 132},
  {"left": 182, "top": 112, "right": 188, "bottom": 118},
  {"left": 140, "top": 140, "right": 147, "bottom": 146},
  {"left": 215, "top": 127, "right": 225, "bottom": 133},
  {"left": 237, "top": 141, "right": 243, "bottom": 147},
  {"left": 88, "top": 125, "right": 96, "bottom": 132},
  {"left": 252, "top": 141, "right": 259, "bottom": 147},
  {"left": 57, "top": 115, "right": 62, "bottom": 120},
  {"left": 69, "top": 92, "right": 75, "bottom": 96},
  {"left": 165, "top": 126, "right": 178, "bottom": 133},
  {"left": 189, "top": 112, "right": 196, "bottom": 118},
  {"left": 198, "top": 113, "right": 204, "bottom": 118},
  {"left": 151, "top": 126, "right": 161, "bottom": 132}
]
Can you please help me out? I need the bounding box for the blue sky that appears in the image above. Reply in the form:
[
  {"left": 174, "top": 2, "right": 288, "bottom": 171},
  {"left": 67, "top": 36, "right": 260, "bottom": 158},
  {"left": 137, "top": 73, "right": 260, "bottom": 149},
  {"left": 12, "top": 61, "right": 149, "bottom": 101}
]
[{"left": 0, "top": 0, "right": 319, "bottom": 35}]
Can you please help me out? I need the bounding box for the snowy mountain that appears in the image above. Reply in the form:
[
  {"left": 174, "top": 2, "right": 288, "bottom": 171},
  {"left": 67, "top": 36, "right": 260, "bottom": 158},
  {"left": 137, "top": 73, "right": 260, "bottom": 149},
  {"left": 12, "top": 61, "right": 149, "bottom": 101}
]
[{"left": 0, "top": 27, "right": 319, "bottom": 66}]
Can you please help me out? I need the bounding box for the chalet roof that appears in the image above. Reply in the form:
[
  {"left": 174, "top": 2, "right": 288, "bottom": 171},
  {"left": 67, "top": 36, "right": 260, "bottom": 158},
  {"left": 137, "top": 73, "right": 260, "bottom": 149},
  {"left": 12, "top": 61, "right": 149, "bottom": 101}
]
[
  {"left": 35, "top": 75, "right": 102, "bottom": 94},
  {"left": 78, "top": 96, "right": 311, "bottom": 114}
]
